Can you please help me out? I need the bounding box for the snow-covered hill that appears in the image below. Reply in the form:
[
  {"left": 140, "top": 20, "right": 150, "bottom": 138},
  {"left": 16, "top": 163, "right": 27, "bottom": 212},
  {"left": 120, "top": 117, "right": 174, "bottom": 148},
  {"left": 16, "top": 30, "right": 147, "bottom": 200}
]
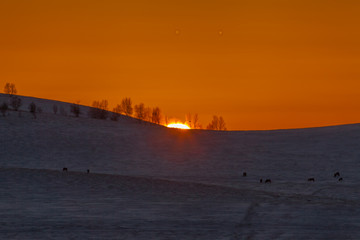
[
  {"left": 1, "top": 94, "right": 360, "bottom": 183},
  {"left": 1, "top": 94, "right": 360, "bottom": 239}
]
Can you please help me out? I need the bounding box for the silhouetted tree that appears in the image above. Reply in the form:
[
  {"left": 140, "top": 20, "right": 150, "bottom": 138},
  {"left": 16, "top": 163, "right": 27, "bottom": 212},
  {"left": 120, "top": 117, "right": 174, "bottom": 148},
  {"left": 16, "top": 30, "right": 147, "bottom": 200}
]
[
  {"left": 0, "top": 102, "right": 8, "bottom": 117},
  {"left": 144, "top": 107, "right": 152, "bottom": 122},
  {"left": 88, "top": 100, "right": 108, "bottom": 119},
  {"left": 10, "top": 96, "right": 22, "bottom": 111},
  {"left": 111, "top": 105, "right": 121, "bottom": 121},
  {"left": 70, "top": 102, "right": 80, "bottom": 117},
  {"left": 218, "top": 116, "right": 226, "bottom": 130},
  {"left": 134, "top": 103, "right": 145, "bottom": 121},
  {"left": 119, "top": 97, "right": 133, "bottom": 116},
  {"left": 185, "top": 113, "right": 200, "bottom": 129},
  {"left": 53, "top": 104, "right": 58, "bottom": 114},
  {"left": 193, "top": 113, "right": 199, "bottom": 129},
  {"left": 186, "top": 113, "right": 192, "bottom": 128},
  {"left": 110, "top": 111, "right": 119, "bottom": 121},
  {"left": 29, "top": 102, "right": 37, "bottom": 119},
  {"left": 207, "top": 115, "right": 218, "bottom": 130},
  {"left": 113, "top": 104, "right": 121, "bottom": 114},
  {"left": 206, "top": 115, "right": 226, "bottom": 130},
  {"left": 152, "top": 107, "right": 161, "bottom": 124},
  {"left": 4, "top": 83, "right": 17, "bottom": 96}
]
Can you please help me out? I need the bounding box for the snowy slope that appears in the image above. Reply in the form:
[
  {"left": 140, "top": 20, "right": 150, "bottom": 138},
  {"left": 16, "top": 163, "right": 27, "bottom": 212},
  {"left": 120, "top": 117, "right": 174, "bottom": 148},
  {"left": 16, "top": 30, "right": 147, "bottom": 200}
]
[
  {"left": 1, "top": 94, "right": 360, "bottom": 183},
  {"left": 1, "top": 94, "right": 360, "bottom": 239}
]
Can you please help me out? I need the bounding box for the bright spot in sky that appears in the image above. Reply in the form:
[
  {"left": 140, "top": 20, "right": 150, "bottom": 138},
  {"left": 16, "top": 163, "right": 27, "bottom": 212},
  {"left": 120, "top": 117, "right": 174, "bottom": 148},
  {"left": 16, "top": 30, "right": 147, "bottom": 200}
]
[{"left": 167, "top": 123, "right": 191, "bottom": 129}]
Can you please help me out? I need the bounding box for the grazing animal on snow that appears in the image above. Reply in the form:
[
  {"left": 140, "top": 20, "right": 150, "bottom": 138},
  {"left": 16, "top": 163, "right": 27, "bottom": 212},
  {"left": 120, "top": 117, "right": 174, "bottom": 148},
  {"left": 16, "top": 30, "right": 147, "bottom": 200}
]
[
  {"left": 243, "top": 172, "right": 247, "bottom": 177},
  {"left": 338, "top": 177, "right": 343, "bottom": 181},
  {"left": 265, "top": 179, "right": 271, "bottom": 184},
  {"left": 62, "top": 167, "right": 68, "bottom": 172},
  {"left": 334, "top": 172, "right": 340, "bottom": 178},
  {"left": 260, "top": 179, "right": 263, "bottom": 183},
  {"left": 307, "top": 178, "right": 315, "bottom": 182}
]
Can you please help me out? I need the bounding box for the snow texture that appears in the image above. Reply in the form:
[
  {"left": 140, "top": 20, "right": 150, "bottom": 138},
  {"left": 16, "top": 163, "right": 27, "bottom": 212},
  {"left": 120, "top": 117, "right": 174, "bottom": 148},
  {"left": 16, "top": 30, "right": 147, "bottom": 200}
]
[{"left": 1, "top": 94, "right": 360, "bottom": 239}]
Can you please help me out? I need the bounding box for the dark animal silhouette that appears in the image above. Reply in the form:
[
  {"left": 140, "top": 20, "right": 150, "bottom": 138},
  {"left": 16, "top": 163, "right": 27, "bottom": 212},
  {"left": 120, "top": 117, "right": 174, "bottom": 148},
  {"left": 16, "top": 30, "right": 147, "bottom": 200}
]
[
  {"left": 334, "top": 172, "right": 340, "bottom": 177},
  {"left": 62, "top": 167, "right": 68, "bottom": 172},
  {"left": 260, "top": 179, "right": 263, "bottom": 183},
  {"left": 307, "top": 178, "right": 315, "bottom": 182},
  {"left": 243, "top": 172, "right": 247, "bottom": 177},
  {"left": 339, "top": 177, "right": 343, "bottom": 181},
  {"left": 87, "top": 169, "right": 90, "bottom": 174},
  {"left": 265, "top": 179, "right": 271, "bottom": 184}
]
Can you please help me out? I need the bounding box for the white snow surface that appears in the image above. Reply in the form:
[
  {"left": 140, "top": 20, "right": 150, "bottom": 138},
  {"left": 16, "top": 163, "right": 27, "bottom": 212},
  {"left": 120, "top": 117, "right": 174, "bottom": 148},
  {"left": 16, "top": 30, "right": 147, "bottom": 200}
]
[{"left": 1, "top": 94, "right": 360, "bottom": 239}]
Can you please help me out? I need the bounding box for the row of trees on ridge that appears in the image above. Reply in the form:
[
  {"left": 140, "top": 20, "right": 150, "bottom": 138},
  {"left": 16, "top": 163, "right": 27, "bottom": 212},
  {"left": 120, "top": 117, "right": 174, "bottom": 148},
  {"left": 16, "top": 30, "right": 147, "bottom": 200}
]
[
  {"left": 1, "top": 83, "right": 40, "bottom": 118},
  {"left": 2, "top": 82, "right": 227, "bottom": 130}
]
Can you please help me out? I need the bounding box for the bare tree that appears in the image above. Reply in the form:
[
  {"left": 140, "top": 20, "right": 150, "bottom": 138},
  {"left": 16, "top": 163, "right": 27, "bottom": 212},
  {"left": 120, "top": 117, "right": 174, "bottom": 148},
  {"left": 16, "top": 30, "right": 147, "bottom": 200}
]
[
  {"left": 144, "top": 107, "right": 152, "bottom": 122},
  {"left": 206, "top": 115, "right": 218, "bottom": 130},
  {"left": 70, "top": 102, "right": 81, "bottom": 117},
  {"left": 10, "top": 96, "right": 22, "bottom": 111},
  {"left": 0, "top": 102, "right": 8, "bottom": 117},
  {"left": 53, "top": 104, "right": 58, "bottom": 114},
  {"left": 206, "top": 115, "right": 226, "bottom": 130},
  {"left": 111, "top": 104, "right": 122, "bottom": 121},
  {"left": 29, "top": 102, "right": 37, "bottom": 119},
  {"left": 119, "top": 97, "right": 133, "bottom": 116},
  {"left": 185, "top": 113, "right": 200, "bottom": 129},
  {"left": 152, "top": 107, "right": 161, "bottom": 124},
  {"left": 186, "top": 113, "right": 192, "bottom": 128},
  {"left": 134, "top": 103, "right": 154, "bottom": 124},
  {"left": 88, "top": 100, "right": 109, "bottom": 119},
  {"left": 4, "top": 83, "right": 17, "bottom": 96},
  {"left": 113, "top": 104, "right": 121, "bottom": 114},
  {"left": 110, "top": 111, "right": 119, "bottom": 121},
  {"left": 218, "top": 116, "right": 226, "bottom": 130},
  {"left": 134, "top": 103, "right": 145, "bottom": 121},
  {"left": 193, "top": 113, "right": 199, "bottom": 129},
  {"left": 3, "top": 83, "right": 10, "bottom": 95}
]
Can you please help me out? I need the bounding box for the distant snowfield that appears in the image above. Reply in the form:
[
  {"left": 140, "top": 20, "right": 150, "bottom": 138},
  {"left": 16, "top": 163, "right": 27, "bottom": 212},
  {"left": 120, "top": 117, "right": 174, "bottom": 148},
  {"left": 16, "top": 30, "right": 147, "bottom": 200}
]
[{"left": 1, "top": 94, "right": 360, "bottom": 239}]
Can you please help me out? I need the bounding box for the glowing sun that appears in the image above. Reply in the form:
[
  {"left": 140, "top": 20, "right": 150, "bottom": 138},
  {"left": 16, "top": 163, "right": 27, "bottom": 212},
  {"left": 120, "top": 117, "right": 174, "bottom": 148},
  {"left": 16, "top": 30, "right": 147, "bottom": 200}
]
[{"left": 167, "top": 123, "right": 191, "bottom": 129}]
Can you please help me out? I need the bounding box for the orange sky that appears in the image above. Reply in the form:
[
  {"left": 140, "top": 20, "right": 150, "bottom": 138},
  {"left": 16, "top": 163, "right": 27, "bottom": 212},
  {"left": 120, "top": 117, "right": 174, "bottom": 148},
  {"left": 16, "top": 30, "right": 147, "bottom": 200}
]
[{"left": 1, "top": 0, "right": 360, "bottom": 130}]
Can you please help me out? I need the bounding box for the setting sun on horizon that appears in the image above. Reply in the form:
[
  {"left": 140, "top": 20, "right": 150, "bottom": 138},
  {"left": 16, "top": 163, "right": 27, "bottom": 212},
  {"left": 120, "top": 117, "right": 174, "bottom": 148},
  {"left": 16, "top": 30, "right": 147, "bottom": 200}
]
[
  {"left": 167, "top": 123, "right": 191, "bottom": 130},
  {"left": 1, "top": 0, "right": 360, "bottom": 130}
]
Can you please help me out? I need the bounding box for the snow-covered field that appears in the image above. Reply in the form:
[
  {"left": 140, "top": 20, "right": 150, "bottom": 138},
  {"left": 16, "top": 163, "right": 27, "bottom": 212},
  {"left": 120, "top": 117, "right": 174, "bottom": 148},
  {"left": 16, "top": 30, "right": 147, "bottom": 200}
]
[{"left": 1, "top": 94, "right": 360, "bottom": 239}]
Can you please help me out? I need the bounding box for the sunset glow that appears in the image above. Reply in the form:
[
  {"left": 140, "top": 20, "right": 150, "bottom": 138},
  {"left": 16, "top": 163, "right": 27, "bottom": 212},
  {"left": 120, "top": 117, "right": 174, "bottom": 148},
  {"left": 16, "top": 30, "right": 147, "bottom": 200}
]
[
  {"left": 1, "top": 1, "right": 360, "bottom": 130},
  {"left": 167, "top": 123, "right": 191, "bottom": 130}
]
